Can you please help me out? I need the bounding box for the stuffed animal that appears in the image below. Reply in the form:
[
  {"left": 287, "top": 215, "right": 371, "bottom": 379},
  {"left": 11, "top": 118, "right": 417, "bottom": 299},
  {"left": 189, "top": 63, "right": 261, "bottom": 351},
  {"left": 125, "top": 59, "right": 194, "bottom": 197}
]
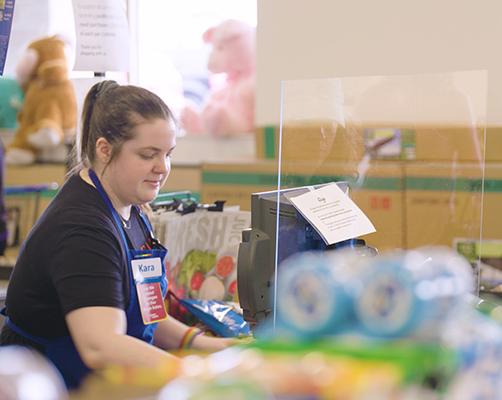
[
  {"left": 180, "top": 19, "right": 255, "bottom": 137},
  {"left": 5, "top": 35, "right": 77, "bottom": 165}
]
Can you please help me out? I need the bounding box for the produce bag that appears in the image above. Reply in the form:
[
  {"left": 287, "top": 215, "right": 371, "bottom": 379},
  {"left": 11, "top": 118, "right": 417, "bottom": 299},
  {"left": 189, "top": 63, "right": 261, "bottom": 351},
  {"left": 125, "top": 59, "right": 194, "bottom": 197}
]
[{"left": 151, "top": 209, "right": 250, "bottom": 303}]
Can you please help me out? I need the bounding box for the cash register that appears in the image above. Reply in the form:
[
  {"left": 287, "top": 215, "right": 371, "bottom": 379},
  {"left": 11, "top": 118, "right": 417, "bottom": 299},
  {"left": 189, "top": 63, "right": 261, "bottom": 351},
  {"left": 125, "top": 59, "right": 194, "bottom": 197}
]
[{"left": 237, "top": 182, "right": 377, "bottom": 326}]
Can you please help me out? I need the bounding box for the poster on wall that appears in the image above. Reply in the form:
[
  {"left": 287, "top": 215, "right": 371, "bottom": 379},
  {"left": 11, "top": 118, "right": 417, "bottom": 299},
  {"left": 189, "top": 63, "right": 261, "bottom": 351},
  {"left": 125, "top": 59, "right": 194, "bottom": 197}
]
[
  {"left": 0, "top": 0, "right": 15, "bottom": 75},
  {"left": 72, "top": 0, "right": 129, "bottom": 72}
]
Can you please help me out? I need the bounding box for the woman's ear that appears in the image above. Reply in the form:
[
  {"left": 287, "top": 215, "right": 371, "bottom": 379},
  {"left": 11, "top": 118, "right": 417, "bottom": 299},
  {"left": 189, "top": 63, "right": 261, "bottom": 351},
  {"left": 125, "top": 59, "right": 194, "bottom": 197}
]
[{"left": 95, "top": 137, "right": 113, "bottom": 164}]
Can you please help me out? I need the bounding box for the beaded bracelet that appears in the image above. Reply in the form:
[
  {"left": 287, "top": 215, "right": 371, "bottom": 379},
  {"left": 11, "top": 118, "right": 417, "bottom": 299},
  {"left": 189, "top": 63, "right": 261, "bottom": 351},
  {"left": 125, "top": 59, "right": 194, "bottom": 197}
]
[{"left": 179, "top": 327, "right": 203, "bottom": 350}]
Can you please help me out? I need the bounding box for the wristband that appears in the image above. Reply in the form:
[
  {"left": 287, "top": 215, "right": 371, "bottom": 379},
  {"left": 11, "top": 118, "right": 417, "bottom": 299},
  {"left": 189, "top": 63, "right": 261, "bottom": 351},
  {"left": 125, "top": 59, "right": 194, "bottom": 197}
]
[{"left": 179, "top": 327, "right": 203, "bottom": 350}]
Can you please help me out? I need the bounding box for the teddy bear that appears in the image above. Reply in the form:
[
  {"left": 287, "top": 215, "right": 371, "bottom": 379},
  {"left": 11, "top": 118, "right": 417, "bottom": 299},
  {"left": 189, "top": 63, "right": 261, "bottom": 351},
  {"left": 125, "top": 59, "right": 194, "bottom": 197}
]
[
  {"left": 5, "top": 35, "right": 77, "bottom": 165},
  {"left": 180, "top": 19, "right": 256, "bottom": 137}
]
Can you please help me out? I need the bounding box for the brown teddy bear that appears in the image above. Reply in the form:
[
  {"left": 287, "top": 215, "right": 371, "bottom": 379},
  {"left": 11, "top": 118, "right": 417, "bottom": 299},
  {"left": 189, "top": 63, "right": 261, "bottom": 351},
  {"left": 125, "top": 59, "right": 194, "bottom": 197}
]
[{"left": 5, "top": 35, "right": 77, "bottom": 165}]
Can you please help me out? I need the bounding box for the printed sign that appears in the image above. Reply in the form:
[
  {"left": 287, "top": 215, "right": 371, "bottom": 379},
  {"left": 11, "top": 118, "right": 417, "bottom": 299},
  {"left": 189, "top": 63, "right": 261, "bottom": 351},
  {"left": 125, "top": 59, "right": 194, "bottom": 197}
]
[
  {"left": 136, "top": 282, "right": 167, "bottom": 324},
  {"left": 72, "top": 0, "right": 129, "bottom": 71},
  {"left": 288, "top": 183, "right": 376, "bottom": 245}
]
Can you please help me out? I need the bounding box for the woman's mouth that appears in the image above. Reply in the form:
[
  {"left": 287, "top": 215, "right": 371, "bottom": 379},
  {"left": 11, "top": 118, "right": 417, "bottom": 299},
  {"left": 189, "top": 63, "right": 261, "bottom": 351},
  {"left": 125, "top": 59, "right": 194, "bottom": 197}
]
[{"left": 145, "top": 180, "right": 161, "bottom": 189}]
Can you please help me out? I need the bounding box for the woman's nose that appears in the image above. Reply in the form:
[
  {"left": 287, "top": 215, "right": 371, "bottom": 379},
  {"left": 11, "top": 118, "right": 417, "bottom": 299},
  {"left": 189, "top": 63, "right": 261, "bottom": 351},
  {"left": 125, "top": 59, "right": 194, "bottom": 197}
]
[{"left": 154, "top": 156, "right": 170, "bottom": 174}]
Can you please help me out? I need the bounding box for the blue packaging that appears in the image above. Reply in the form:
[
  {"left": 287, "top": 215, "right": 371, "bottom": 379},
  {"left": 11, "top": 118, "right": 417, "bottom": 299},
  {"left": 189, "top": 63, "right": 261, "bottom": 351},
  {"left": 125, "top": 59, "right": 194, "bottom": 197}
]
[
  {"left": 354, "top": 247, "right": 474, "bottom": 339},
  {"left": 179, "top": 299, "right": 251, "bottom": 337},
  {"left": 276, "top": 252, "right": 354, "bottom": 338}
]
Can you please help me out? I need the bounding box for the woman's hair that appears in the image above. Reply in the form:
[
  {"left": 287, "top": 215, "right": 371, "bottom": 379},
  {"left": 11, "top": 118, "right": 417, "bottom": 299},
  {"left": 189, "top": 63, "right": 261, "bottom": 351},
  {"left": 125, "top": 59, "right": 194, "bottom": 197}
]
[{"left": 71, "top": 80, "right": 175, "bottom": 174}]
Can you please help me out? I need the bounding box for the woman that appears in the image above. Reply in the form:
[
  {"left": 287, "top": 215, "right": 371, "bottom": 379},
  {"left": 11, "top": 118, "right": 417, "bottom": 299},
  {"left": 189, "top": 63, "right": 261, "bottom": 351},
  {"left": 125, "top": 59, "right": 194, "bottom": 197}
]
[{"left": 0, "top": 81, "right": 233, "bottom": 388}]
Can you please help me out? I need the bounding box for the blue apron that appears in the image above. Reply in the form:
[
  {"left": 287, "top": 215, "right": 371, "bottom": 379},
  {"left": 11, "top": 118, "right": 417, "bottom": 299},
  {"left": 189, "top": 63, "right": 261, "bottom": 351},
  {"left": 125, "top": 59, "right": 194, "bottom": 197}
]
[{"left": 2, "top": 169, "right": 168, "bottom": 389}]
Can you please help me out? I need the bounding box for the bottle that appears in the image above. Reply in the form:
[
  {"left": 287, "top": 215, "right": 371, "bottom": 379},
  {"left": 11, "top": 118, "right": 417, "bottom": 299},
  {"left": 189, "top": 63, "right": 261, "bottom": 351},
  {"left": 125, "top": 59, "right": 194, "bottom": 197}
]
[
  {"left": 354, "top": 246, "right": 474, "bottom": 339},
  {"left": 277, "top": 248, "right": 365, "bottom": 339},
  {"left": 275, "top": 250, "right": 359, "bottom": 339}
]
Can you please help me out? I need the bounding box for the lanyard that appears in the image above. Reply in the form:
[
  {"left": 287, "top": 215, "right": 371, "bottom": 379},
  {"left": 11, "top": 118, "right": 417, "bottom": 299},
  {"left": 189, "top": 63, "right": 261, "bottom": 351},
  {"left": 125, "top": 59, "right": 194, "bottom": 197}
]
[
  {"left": 87, "top": 169, "right": 153, "bottom": 251},
  {"left": 87, "top": 170, "right": 169, "bottom": 326}
]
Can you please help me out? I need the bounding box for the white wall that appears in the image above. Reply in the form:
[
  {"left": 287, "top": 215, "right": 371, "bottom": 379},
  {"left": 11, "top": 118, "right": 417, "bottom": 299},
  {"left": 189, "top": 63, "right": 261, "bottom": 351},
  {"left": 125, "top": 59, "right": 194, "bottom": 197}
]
[{"left": 256, "top": 0, "right": 502, "bottom": 126}]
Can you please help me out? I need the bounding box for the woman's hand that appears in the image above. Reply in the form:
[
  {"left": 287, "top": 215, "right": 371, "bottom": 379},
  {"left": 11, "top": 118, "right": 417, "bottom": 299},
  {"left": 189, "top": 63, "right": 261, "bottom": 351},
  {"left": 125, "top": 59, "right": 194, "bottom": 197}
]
[{"left": 191, "top": 334, "right": 237, "bottom": 352}]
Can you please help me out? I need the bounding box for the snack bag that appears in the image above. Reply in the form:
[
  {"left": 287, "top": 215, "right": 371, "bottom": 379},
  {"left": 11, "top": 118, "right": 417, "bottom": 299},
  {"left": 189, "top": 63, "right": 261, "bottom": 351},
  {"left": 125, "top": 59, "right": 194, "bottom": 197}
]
[{"left": 178, "top": 299, "right": 251, "bottom": 337}]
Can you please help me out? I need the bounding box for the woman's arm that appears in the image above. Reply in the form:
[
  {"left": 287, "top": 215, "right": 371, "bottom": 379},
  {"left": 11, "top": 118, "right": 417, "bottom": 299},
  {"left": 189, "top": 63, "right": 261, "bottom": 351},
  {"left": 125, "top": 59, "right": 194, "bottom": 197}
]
[
  {"left": 66, "top": 306, "right": 177, "bottom": 370},
  {"left": 153, "top": 317, "right": 235, "bottom": 352}
]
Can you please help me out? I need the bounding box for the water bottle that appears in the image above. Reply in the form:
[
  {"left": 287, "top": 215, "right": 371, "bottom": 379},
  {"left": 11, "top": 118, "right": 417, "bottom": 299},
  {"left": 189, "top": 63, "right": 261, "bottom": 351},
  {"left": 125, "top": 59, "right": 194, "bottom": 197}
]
[
  {"left": 354, "top": 246, "right": 474, "bottom": 339},
  {"left": 276, "top": 251, "right": 356, "bottom": 338}
]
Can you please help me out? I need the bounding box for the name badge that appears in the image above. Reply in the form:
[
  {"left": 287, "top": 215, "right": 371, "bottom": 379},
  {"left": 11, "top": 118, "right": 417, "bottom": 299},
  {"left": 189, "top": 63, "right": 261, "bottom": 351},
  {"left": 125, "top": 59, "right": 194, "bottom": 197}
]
[
  {"left": 136, "top": 281, "right": 168, "bottom": 324},
  {"left": 131, "top": 257, "right": 162, "bottom": 282}
]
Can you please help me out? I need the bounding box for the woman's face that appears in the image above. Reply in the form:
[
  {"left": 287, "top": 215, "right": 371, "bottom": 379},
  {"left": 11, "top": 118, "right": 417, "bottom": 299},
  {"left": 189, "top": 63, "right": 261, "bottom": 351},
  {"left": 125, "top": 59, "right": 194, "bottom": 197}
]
[{"left": 105, "top": 118, "right": 177, "bottom": 206}]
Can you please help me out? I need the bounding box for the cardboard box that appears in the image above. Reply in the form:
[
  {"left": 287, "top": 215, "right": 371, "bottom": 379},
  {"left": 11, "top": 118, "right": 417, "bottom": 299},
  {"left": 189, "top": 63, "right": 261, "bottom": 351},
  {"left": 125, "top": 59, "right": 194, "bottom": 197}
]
[
  {"left": 4, "top": 164, "right": 66, "bottom": 252},
  {"left": 5, "top": 162, "right": 201, "bottom": 191},
  {"left": 3, "top": 168, "right": 59, "bottom": 260},
  {"left": 485, "top": 127, "right": 502, "bottom": 162},
  {"left": 479, "top": 163, "right": 502, "bottom": 240},
  {"left": 3, "top": 163, "right": 201, "bottom": 257},
  {"left": 256, "top": 123, "right": 499, "bottom": 162},
  {"left": 5, "top": 195, "right": 37, "bottom": 249},
  {"left": 5, "top": 164, "right": 67, "bottom": 187},
  {"left": 406, "top": 163, "right": 502, "bottom": 291},
  {"left": 404, "top": 162, "right": 489, "bottom": 249},
  {"left": 346, "top": 165, "right": 404, "bottom": 252},
  {"left": 161, "top": 164, "right": 201, "bottom": 197},
  {"left": 201, "top": 160, "right": 278, "bottom": 210},
  {"left": 202, "top": 160, "right": 404, "bottom": 251},
  {"left": 5, "top": 162, "right": 201, "bottom": 210},
  {"left": 255, "top": 123, "right": 365, "bottom": 162}
]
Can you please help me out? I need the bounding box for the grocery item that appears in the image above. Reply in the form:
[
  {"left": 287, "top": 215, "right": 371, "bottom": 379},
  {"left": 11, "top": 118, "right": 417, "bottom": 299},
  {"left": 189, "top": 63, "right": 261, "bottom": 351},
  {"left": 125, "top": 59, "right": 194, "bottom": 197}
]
[
  {"left": 355, "top": 247, "right": 474, "bottom": 339},
  {"left": 178, "top": 299, "right": 251, "bottom": 337},
  {"left": 276, "top": 251, "right": 354, "bottom": 338},
  {"left": 151, "top": 209, "right": 250, "bottom": 304}
]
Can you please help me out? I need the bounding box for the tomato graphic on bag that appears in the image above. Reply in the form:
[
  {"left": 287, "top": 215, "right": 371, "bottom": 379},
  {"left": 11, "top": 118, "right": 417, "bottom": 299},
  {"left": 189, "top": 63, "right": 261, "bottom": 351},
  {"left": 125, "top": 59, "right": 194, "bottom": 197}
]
[
  {"left": 190, "top": 271, "right": 205, "bottom": 291},
  {"left": 228, "top": 280, "right": 237, "bottom": 296},
  {"left": 216, "top": 255, "right": 235, "bottom": 278}
]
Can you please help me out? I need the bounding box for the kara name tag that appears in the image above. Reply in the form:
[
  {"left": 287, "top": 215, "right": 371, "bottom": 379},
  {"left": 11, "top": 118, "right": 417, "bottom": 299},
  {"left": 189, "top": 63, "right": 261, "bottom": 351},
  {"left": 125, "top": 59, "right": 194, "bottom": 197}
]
[{"left": 131, "top": 257, "right": 162, "bottom": 281}]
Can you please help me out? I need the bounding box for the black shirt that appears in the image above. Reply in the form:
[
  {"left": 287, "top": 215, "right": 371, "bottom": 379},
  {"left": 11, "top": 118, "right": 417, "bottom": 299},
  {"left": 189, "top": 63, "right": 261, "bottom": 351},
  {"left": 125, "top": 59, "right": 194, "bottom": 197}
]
[{"left": 1, "top": 173, "right": 149, "bottom": 341}]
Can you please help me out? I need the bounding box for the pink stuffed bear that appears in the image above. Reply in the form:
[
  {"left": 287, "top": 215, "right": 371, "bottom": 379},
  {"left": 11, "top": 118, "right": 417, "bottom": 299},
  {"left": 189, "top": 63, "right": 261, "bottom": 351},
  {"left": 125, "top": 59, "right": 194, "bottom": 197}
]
[{"left": 180, "top": 19, "right": 255, "bottom": 137}]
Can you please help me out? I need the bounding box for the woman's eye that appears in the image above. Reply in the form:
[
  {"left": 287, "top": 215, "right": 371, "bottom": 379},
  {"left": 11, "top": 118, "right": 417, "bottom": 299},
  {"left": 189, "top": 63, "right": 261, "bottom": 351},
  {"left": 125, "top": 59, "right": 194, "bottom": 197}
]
[{"left": 140, "top": 153, "right": 155, "bottom": 160}]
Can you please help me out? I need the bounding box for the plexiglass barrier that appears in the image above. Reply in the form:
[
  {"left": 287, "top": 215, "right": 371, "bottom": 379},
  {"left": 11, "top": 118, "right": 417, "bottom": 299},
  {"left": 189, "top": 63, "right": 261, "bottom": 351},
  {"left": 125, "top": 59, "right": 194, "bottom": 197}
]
[{"left": 273, "top": 71, "right": 490, "bottom": 324}]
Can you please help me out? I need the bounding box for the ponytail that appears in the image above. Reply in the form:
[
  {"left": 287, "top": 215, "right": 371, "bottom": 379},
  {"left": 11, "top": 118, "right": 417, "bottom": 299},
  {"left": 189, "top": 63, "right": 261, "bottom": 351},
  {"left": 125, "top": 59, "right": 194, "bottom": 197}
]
[
  {"left": 71, "top": 80, "right": 120, "bottom": 174},
  {"left": 80, "top": 83, "right": 100, "bottom": 167}
]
